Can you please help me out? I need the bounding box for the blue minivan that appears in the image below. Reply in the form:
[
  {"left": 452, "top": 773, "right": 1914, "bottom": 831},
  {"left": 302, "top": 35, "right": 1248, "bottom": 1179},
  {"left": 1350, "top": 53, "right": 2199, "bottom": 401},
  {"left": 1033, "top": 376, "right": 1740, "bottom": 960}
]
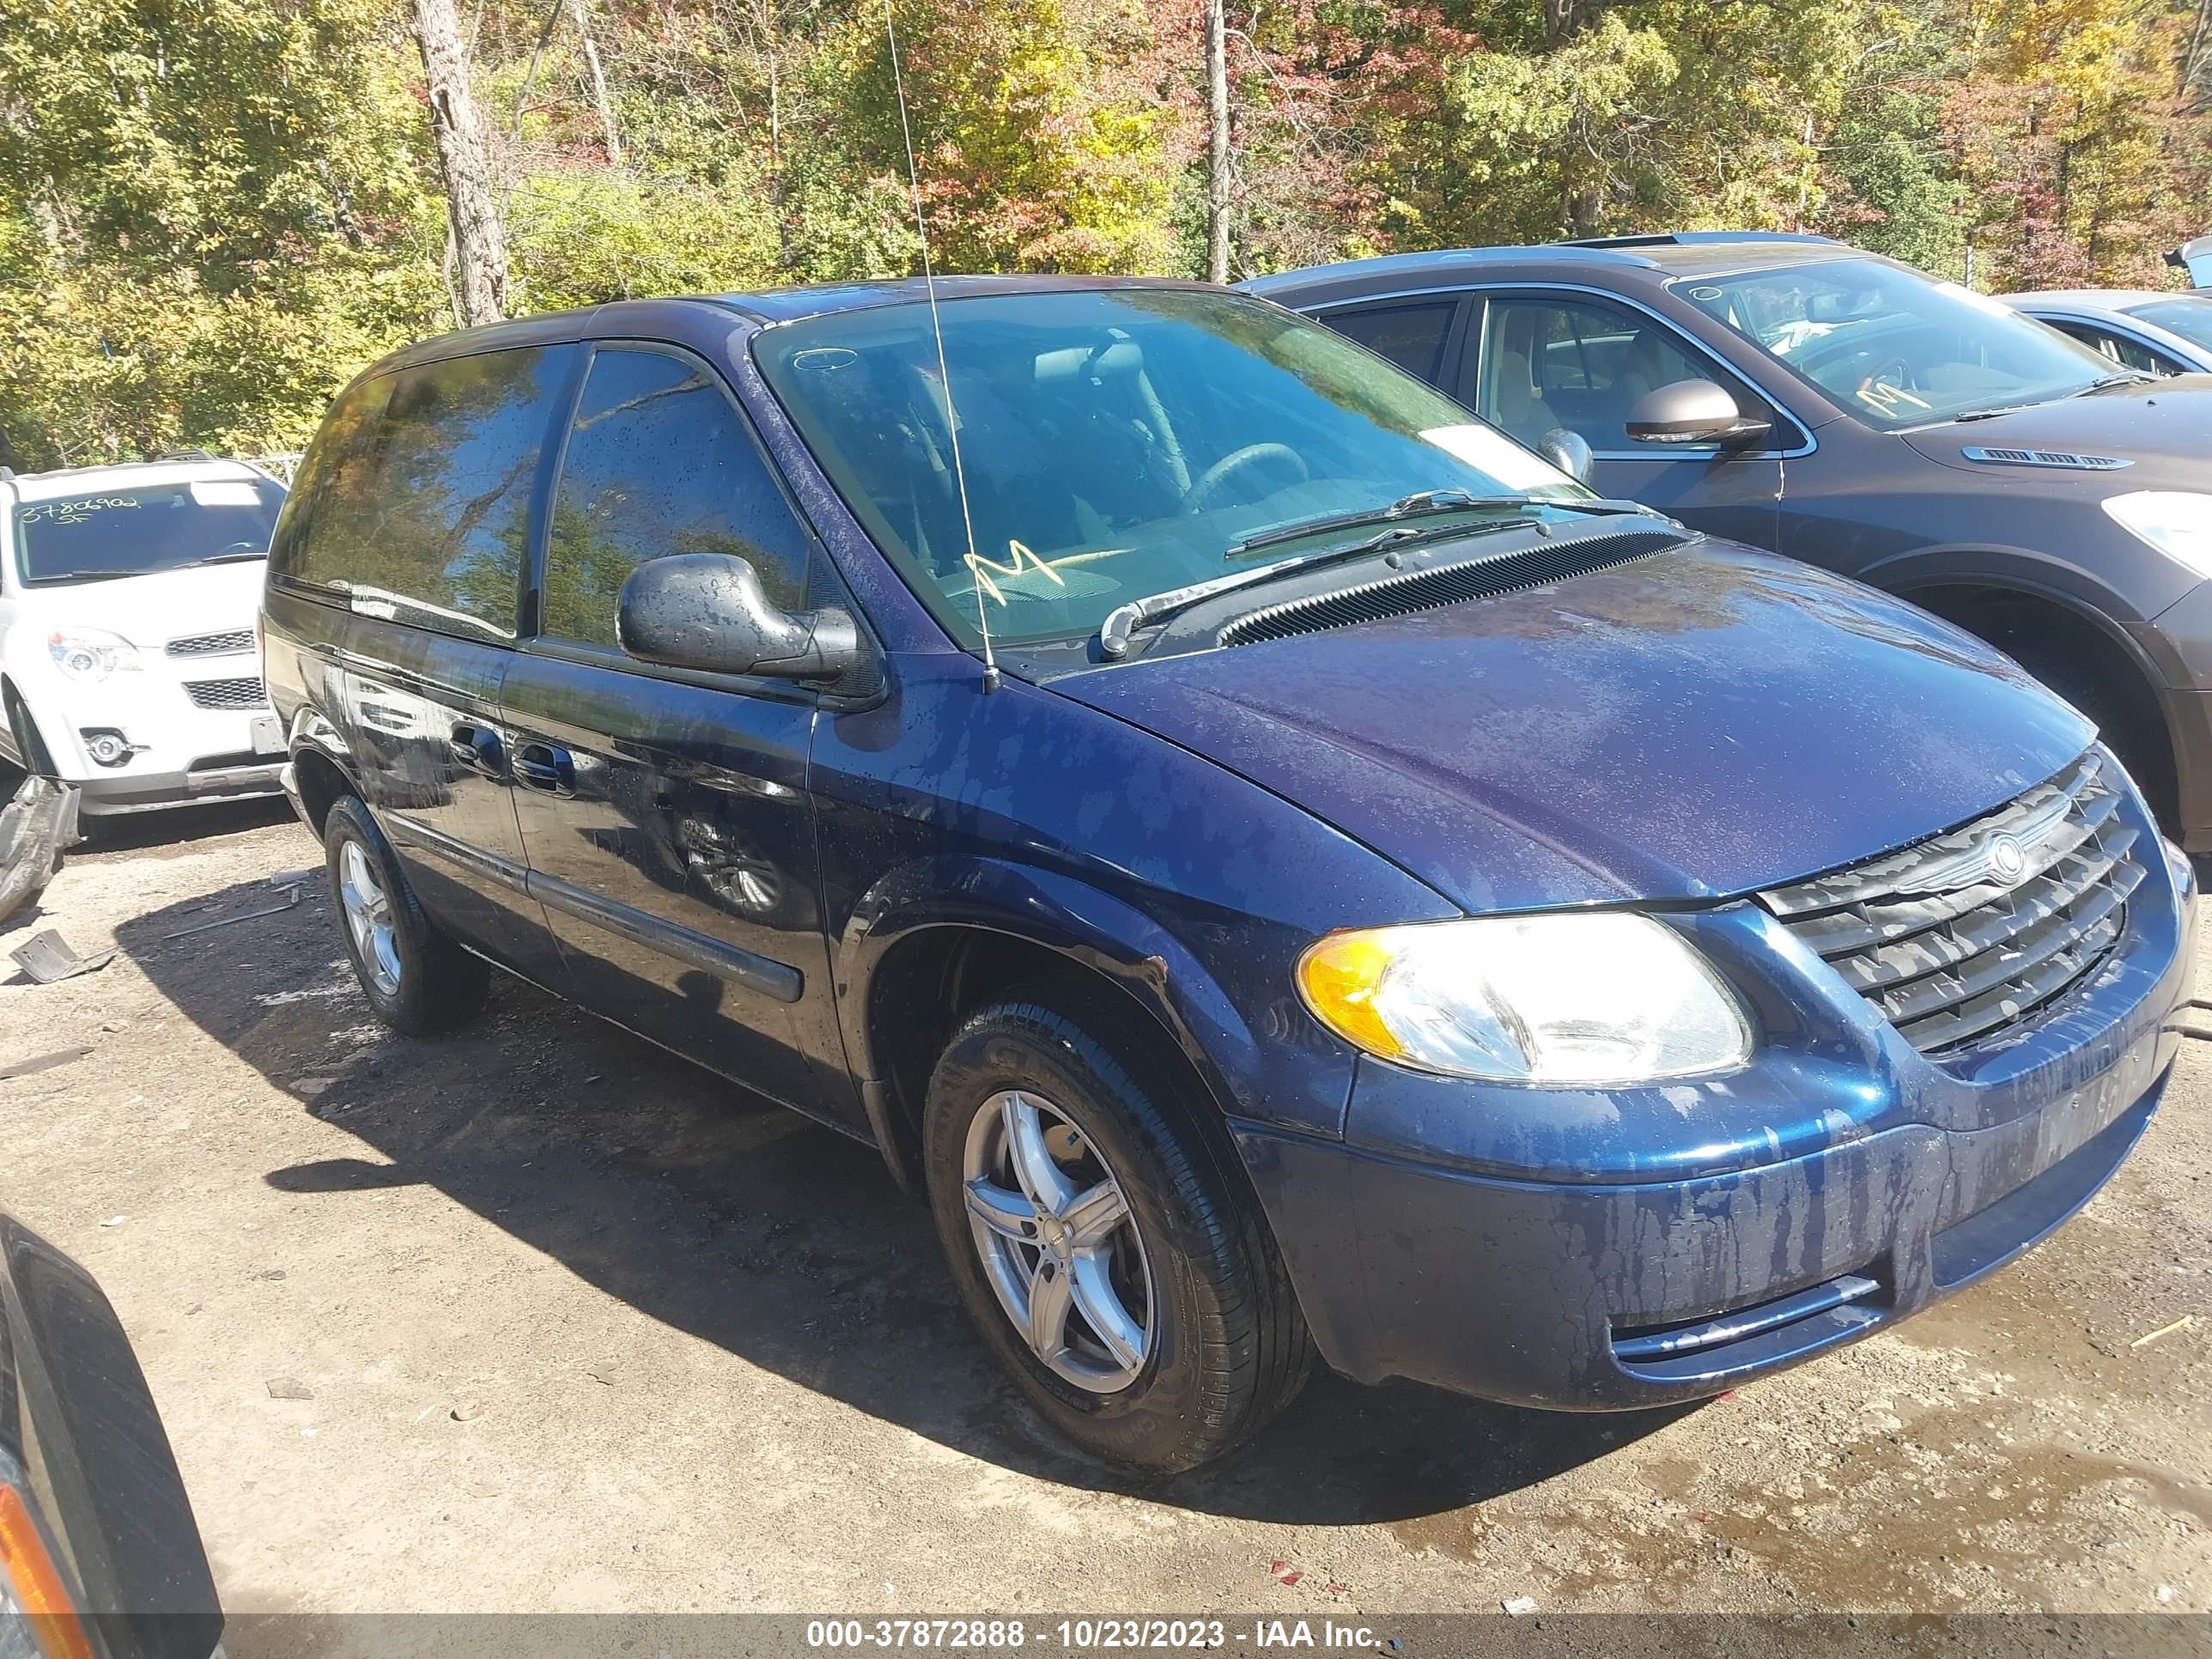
[{"left": 261, "top": 279, "right": 2194, "bottom": 1471}]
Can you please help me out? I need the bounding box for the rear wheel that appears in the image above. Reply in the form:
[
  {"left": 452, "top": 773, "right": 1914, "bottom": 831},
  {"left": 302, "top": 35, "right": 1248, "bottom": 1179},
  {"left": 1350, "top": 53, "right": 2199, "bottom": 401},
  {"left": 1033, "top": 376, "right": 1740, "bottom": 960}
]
[
  {"left": 322, "top": 793, "right": 489, "bottom": 1036},
  {"left": 922, "top": 989, "right": 1311, "bottom": 1472}
]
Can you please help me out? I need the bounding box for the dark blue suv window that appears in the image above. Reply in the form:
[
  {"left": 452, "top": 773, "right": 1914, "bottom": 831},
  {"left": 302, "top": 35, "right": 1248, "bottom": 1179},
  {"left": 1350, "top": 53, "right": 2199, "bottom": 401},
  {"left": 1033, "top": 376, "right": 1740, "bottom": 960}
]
[
  {"left": 541, "top": 347, "right": 811, "bottom": 649},
  {"left": 273, "top": 344, "right": 579, "bottom": 641}
]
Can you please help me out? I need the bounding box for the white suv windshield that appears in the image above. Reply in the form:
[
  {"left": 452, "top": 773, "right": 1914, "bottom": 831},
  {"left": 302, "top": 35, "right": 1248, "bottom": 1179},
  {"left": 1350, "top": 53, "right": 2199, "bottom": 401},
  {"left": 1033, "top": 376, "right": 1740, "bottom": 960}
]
[
  {"left": 755, "top": 288, "right": 1585, "bottom": 647},
  {"left": 13, "top": 477, "right": 286, "bottom": 586},
  {"left": 1674, "top": 258, "right": 2114, "bottom": 429}
]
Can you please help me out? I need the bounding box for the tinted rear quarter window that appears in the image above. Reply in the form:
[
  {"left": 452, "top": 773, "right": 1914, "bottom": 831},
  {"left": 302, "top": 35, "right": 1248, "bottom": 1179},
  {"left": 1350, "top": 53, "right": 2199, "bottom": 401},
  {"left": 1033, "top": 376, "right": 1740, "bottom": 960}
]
[
  {"left": 1327, "top": 302, "right": 1458, "bottom": 383},
  {"left": 275, "top": 344, "right": 580, "bottom": 641}
]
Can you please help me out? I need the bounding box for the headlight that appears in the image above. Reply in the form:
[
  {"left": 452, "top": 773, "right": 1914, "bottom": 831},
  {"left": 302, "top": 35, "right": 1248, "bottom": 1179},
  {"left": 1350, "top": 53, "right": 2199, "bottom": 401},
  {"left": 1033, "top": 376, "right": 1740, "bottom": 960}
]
[
  {"left": 1297, "top": 913, "right": 1751, "bottom": 1085},
  {"left": 46, "top": 628, "right": 142, "bottom": 683},
  {"left": 2102, "top": 491, "right": 2212, "bottom": 579}
]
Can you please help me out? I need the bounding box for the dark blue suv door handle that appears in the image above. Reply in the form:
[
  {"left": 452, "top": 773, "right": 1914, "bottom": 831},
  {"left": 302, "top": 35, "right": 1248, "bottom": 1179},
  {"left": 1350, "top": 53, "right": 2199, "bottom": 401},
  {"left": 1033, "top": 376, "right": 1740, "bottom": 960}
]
[
  {"left": 513, "top": 740, "right": 576, "bottom": 797},
  {"left": 448, "top": 723, "right": 504, "bottom": 778}
]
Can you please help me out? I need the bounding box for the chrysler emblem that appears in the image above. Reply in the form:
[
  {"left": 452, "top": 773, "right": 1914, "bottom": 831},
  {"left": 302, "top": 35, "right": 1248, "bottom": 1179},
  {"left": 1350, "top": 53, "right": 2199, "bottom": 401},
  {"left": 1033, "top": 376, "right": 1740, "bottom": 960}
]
[{"left": 1986, "top": 834, "right": 2028, "bottom": 885}]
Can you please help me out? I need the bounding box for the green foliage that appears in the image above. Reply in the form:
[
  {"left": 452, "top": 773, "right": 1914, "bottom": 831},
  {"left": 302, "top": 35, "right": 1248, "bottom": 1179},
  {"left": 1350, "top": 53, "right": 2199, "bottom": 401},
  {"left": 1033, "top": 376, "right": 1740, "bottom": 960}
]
[{"left": 2, "top": 0, "right": 2209, "bottom": 469}]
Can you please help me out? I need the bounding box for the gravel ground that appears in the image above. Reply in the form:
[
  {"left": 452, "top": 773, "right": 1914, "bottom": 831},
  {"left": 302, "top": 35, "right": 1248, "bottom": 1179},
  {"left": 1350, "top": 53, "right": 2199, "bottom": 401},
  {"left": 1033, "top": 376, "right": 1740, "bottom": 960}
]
[{"left": 0, "top": 800, "right": 2206, "bottom": 1625}]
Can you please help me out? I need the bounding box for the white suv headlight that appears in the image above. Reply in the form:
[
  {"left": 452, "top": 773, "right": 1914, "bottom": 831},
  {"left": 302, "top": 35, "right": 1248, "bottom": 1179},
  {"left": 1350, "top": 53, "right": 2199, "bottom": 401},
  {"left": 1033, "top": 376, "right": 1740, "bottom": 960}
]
[
  {"left": 47, "top": 628, "right": 143, "bottom": 683},
  {"left": 1297, "top": 912, "right": 1751, "bottom": 1085},
  {"left": 2102, "top": 491, "right": 2212, "bottom": 579}
]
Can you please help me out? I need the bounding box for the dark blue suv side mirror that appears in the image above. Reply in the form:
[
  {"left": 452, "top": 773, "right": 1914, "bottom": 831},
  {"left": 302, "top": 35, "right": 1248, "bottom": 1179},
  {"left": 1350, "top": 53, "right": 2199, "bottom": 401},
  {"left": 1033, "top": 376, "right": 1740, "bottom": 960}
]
[{"left": 617, "top": 552, "right": 864, "bottom": 682}]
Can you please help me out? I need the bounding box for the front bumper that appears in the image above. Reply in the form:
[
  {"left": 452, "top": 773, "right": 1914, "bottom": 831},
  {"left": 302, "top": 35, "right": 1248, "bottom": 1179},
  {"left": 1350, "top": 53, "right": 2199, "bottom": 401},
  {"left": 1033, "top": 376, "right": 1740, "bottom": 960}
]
[
  {"left": 1236, "top": 805, "right": 2196, "bottom": 1411},
  {"left": 75, "top": 761, "right": 285, "bottom": 817}
]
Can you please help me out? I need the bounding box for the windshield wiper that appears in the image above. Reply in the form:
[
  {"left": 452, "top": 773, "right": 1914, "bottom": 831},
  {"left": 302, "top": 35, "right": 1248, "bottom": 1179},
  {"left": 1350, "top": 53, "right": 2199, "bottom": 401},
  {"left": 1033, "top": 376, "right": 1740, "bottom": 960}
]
[
  {"left": 2070, "top": 370, "right": 2153, "bottom": 395},
  {"left": 36, "top": 569, "right": 146, "bottom": 584},
  {"left": 1100, "top": 515, "right": 1534, "bottom": 659},
  {"left": 1226, "top": 489, "right": 1646, "bottom": 559},
  {"left": 181, "top": 550, "right": 267, "bottom": 567},
  {"left": 1954, "top": 373, "right": 2148, "bottom": 422}
]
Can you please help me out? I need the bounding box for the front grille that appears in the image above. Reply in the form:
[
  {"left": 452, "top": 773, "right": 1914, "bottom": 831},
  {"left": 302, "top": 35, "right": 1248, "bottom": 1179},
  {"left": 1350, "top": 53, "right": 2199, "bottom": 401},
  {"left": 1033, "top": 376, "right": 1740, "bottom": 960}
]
[
  {"left": 183, "top": 676, "right": 268, "bottom": 711},
  {"left": 1759, "top": 750, "right": 2142, "bottom": 1056},
  {"left": 166, "top": 629, "right": 255, "bottom": 659}
]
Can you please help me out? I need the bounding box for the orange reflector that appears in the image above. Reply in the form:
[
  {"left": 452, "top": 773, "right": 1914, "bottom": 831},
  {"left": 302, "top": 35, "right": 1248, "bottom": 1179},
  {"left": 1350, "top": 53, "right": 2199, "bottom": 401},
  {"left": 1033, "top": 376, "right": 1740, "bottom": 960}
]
[{"left": 0, "top": 1485, "right": 94, "bottom": 1659}]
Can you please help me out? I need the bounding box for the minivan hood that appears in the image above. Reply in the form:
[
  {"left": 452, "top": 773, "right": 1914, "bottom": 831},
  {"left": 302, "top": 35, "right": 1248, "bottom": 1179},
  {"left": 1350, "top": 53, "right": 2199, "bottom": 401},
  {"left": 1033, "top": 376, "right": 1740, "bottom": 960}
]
[
  {"left": 22, "top": 561, "right": 266, "bottom": 648},
  {"left": 1057, "top": 542, "right": 2094, "bottom": 913},
  {"left": 1902, "top": 375, "right": 2212, "bottom": 477}
]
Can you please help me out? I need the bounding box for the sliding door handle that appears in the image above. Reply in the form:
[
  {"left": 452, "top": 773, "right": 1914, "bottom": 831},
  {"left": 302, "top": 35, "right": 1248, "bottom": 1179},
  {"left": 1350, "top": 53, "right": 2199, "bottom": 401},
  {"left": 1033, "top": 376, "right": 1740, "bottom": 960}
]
[
  {"left": 513, "top": 741, "right": 575, "bottom": 797},
  {"left": 447, "top": 724, "right": 503, "bottom": 777}
]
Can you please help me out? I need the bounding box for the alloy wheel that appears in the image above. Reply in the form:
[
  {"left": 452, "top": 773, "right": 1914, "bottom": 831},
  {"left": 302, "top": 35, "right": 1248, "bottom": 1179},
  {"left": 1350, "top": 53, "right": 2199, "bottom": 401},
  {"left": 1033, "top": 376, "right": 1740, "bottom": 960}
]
[
  {"left": 960, "top": 1089, "right": 1155, "bottom": 1394},
  {"left": 338, "top": 839, "right": 403, "bottom": 998}
]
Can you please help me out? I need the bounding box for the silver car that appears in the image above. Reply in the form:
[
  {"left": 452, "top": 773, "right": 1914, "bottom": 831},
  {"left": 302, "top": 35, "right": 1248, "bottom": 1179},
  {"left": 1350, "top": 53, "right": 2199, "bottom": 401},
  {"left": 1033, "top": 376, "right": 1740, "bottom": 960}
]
[{"left": 2007, "top": 289, "right": 2212, "bottom": 376}]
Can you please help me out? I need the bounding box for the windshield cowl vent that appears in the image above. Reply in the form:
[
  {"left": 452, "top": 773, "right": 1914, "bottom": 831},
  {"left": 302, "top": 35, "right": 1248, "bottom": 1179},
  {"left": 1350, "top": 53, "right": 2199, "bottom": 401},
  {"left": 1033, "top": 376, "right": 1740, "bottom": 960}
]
[
  {"left": 1960, "top": 445, "right": 2131, "bottom": 471},
  {"left": 1214, "top": 527, "right": 1689, "bottom": 650}
]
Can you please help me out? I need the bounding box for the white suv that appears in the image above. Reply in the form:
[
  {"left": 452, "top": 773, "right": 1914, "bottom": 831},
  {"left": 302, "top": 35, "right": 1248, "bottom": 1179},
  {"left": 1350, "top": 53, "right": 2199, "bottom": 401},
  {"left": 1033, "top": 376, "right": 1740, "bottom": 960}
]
[{"left": 0, "top": 454, "right": 289, "bottom": 819}]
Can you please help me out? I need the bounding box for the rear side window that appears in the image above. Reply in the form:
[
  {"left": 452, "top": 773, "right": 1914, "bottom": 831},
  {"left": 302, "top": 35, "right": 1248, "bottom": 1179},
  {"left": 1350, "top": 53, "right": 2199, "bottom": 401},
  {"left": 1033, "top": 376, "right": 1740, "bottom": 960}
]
[
  {"left": 539, "top": 346, "right": 812, "bottom": 651},
  {"left": 275, "top": 344, "right": 579, "bottom": 641},
  {"left": 1326, "top": 302, "right": 1459, "bottom": 383}
]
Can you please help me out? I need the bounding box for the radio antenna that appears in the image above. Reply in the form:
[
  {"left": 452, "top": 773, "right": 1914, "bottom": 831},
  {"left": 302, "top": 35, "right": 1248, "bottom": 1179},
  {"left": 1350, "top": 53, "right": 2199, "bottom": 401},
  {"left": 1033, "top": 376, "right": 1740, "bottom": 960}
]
[{"left": 884, "top": 0, "right": 999, "bottom": 692}]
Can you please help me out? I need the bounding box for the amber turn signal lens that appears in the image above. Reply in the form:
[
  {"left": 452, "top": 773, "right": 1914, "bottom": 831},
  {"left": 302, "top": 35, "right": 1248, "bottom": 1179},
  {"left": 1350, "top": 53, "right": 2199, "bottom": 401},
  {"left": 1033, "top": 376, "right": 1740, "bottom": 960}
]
[
  {"left": 0, "top": 1485, "right": 95, "bottom": 1659},
  {"left": 1295, "top": 929, "right": 1407, "bottom": 1060}
]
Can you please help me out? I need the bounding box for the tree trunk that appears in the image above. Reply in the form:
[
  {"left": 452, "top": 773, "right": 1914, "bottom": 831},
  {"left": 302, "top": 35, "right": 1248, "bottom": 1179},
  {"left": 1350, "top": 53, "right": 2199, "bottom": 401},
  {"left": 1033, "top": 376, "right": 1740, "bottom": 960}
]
[
  {"left": 414, "top": 0, "right": 508, "bottom": 327},
  {"left": 572, "top": 0, "right": 622, "bottom": 165},
  {"left": 1205, "top": 0, "right": 1231, "bottom": 284}
]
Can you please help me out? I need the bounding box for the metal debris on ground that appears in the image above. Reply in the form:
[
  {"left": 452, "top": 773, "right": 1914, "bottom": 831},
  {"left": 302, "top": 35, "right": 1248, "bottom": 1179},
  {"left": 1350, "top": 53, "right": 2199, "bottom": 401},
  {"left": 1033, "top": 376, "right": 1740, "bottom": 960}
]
[
  {"left": 9, "top": 927, "right": 114, "bottom": 984},
  {"left": 0, "top": 779, "right": 80, "bottom": 927},
  {"left": 161, "top": 883, "right": 301, "bottom": 940},
  {"left": 265, "top": 1376, "right": 314, "bottom": 1401},
  {"left": 2130, "top": 1313, "right": 2197, "bottom": 1349},
  {"left": 0, "top": 1045, "right": 91, "bottom": 1080}
]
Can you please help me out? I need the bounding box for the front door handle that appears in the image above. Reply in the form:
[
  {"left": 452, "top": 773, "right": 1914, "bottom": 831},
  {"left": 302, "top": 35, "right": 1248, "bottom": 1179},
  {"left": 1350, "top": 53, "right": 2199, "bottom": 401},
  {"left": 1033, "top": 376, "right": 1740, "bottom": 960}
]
[
  {"left": 513, "top": 740, "right": 575, "bottom": 797},
  {"left": 448, "top": 723, "right": 503, "bottom": 777}
]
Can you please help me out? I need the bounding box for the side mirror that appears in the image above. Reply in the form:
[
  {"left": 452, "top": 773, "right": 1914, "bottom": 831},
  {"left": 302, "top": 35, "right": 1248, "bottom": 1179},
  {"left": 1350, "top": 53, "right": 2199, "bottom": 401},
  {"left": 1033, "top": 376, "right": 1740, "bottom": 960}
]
[
  {"left": 1536, "top": 427, "right": 1595, "bottom": 484},
  {"left": 617, "top": 553, "right": 862, "bottom": 682},
  {"left": 1626, "top": 379, "right": 1773, "bottom": 447}
]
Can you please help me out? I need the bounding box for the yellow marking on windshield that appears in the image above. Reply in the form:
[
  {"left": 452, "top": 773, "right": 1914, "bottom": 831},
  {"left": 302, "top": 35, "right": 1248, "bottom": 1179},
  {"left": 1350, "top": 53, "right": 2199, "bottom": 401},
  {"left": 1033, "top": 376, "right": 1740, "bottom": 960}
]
[{"left": 963, "top": 538, "right": 1132, "bottom": 605}]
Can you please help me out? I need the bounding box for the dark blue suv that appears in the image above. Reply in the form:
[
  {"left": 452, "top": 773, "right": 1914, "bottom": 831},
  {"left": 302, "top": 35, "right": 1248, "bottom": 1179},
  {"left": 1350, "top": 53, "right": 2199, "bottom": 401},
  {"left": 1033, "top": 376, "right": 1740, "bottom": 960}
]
[{"left": 261, "top": 279, "right": 2194, "bottom": 1472}]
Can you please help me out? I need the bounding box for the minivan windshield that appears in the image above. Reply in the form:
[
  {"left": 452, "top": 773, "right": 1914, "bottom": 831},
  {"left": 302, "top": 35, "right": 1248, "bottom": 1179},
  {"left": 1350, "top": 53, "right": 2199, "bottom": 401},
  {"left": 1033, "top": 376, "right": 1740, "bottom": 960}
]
[
  {"left": 1673, "top": 258, "right": 2114, "bottom": 429},
  {"left": 2124, "top": 295, "right": 2212, "bottom": 352},
  {"left": 12, "top": 477, "right": 286, "bottom": 587},
  {"left": 754, "top": 288, "right": 1586, "bottom": 647}
]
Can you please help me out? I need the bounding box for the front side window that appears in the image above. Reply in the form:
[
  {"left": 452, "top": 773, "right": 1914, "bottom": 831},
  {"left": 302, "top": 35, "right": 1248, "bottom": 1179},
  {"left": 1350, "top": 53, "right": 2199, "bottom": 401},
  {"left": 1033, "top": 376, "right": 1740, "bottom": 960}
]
[
  {"left": 2047, "top": 322, "right": 2175, "bottom": 376},
  {"left": 1674, "top": 258, "right": 2112, "bottom": 428},
  {"left": 541, "top": 348, "right": 812, "bottom": 650},
  {"left": 754, "top": 288, "right": 1583, "bottom": 648},
  {"left": 2124, "top": 296, "right": 2212, "bottom": 355},
  {"left": 14, "top": 477, "right": 285, "bottom": 587},
  {"left": 1475, "top": 296, "right": 1726, "bottom": 451},
  {"left": 279, "top": 344, "right": 579, "bottom": 640}
]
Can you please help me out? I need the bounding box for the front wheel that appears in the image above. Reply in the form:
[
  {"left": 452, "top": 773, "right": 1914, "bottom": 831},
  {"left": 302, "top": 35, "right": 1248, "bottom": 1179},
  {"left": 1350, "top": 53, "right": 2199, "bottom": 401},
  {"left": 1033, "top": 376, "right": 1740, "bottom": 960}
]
[{"left": 922, "top": 991, "right": 1311, "bottom": 1472}]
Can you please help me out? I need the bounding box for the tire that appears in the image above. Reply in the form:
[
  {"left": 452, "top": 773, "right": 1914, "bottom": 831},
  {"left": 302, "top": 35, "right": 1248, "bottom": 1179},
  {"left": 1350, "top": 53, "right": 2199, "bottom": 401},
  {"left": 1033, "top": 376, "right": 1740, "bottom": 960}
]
[
  {"left": 2016, "top": 650, "right": 2179, "bottom": 831},
  {"left": 5, "top": 688, "right": 56, "bottom": 779},
  {"left": 322, "top": 793, "right": 489, "bottom": 1036},
  {"left": 922, "top": 989, "right": 1311, "bottom": 1472}
]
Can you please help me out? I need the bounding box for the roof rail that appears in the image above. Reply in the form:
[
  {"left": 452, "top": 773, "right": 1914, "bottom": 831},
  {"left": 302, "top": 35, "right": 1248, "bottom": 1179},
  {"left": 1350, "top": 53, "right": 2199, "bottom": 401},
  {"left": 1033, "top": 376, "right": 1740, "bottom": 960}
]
[
  {"left": 1562, "top": 230, "right": 1841, "bottom": 250},
  {"left": 153, "top": 447, "right": 216, "bottom": 462}
]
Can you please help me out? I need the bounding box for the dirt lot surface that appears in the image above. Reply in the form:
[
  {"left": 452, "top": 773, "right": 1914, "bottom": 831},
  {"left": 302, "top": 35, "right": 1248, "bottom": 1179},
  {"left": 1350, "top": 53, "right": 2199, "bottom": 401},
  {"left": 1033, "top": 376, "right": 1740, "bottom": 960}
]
[{"left": 1, "top": 802, "right": 2208, "bottom": 1626}]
